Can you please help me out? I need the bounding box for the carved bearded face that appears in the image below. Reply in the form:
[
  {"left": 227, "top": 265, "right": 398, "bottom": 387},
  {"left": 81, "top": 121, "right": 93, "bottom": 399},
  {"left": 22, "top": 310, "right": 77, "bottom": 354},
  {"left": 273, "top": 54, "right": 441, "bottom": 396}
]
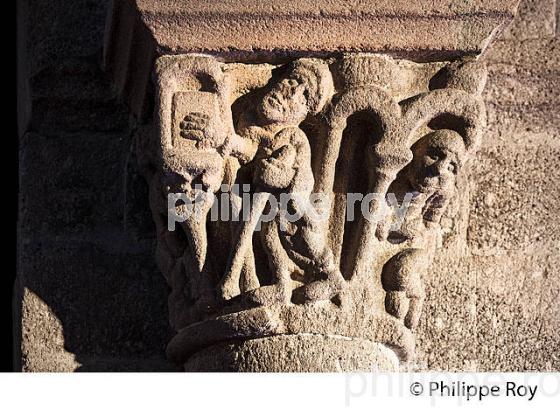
[
  {"left": 257, "top": 75, "right": 310, "bottom": 125},
  {"left": 408, "top": 130, "right": 466, "bottom": 194}
]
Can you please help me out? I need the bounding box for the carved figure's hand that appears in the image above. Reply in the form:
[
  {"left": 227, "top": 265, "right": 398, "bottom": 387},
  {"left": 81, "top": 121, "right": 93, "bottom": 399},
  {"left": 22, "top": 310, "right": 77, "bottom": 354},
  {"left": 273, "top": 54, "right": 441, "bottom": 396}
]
[
  {"left": 423, "top": 192, "right": 449, "bottom": 225},
  {"left": 253, "top": 144, "right": 297, "bottom": 190},
  {"left": 179, "top": 112, "right": 224, "bottom": 149},
  {"left": 179, "top": 112, "right": 210, "bottom": 141},
  {"left": 375, "top": 219, "right": 391, "bottom": 241}
]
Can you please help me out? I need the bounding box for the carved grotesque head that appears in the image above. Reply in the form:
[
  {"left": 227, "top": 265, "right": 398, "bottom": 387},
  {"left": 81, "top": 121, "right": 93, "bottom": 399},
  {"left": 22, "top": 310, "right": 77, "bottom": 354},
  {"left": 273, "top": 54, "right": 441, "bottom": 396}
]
[
  {"left": 407, "top": 129, "right": 466, "bottom": 194},
  {"left": 257, "top": 59, "right": 333, "bottom": 125}
]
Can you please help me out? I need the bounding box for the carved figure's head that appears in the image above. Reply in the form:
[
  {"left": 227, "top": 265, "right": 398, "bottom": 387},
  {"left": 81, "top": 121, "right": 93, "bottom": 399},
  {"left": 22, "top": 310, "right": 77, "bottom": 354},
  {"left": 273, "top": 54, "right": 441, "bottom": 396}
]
[
  {"left": 258, "top": 59, "right": 333, "bottom": 125},
  {"left": 407, "top": 129, "right": 466, "bottom": 194}
]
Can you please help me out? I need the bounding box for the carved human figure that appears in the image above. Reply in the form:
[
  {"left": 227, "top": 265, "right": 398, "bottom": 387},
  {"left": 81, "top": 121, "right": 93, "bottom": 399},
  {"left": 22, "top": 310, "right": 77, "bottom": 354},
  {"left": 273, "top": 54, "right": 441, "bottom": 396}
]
[
  {"left": 381, "top": 249, "right": 427, "bottom": 330},
  {"left": 218, "top": 59, "right": 346, "bottom": 305},
  {"left": 382, "top": 129, "right": 466, "bottom": 243},
  {"left": 155, "top": 87, "right": 256, "bottom": 323},
  {"left": 381, "top": 129, "right": 466, "bottom": 329}
]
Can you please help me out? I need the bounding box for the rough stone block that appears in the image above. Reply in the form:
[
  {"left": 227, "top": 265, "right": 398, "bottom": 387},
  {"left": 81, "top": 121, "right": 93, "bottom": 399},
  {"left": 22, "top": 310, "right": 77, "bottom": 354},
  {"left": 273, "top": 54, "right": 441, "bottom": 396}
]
[
  {"left": 502, "top": 0, "right": 557, "bottom": 40},
  {"left": 104, "top": 0, "right": 519, "bottom": 119},
  {"left": 472, "top": 242, "right": 560, "bottom": 371},
  {"left": 415, "top": 256, "right": 479, "bottom": 371},
  {"left": 484, "top": 66, "right": 560, "bottom": 107},
  {"left": 25, "top": 0, "right": 112, "bottom": 76},
  {"left": 17, "top": 239, "right": 173, "bottom": 371},
  {"left": 18, "top": 288, "right": 79, "bottom": 372},
  {"left": 28, "top": 58, "right": 130, "bottom": 133},
  {"left": 482, "top": 36, "right": 560, "bottom": 143},
  {"left": 19, "top": 132, "right": 131, "bottom": 238},
  {"left": 468, "top": 142, "right": 560, "bottom": 254},
  {"left": 485, "top": 38, "right": 560, "bottom": 70}
]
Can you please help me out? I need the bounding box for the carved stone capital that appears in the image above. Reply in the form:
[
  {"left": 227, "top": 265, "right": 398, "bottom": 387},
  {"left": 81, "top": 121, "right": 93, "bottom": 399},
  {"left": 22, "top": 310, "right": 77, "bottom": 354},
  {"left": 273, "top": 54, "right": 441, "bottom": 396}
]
[{"left": 103, "top": 1, "right": 516, "bottom": 372}]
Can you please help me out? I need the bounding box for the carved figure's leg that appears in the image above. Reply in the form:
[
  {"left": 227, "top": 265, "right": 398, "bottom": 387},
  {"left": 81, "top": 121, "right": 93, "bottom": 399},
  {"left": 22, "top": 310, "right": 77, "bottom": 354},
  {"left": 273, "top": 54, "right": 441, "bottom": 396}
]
[
  {"left": 180, "top": 194, "right": 218, "bottom": 312},
  {"left": 302, "top": 252, "right": 346, "bottom": 302},
  {"left": 243, "top": 219, "right": 292, "bottom": 306},
  {"left": 404, "top": 296, "right": 424, "bottom": 330},
  {"left": 288, "top": 213, "right": 346, "bottom": 302},
  {"left": 229, "top": 185, "right": 260, "bottom": 294},
  {"left": 218, "top": 192, "right": 270, "bottom": 301},
  {"left": 404, "top": 281, "right": 425, "bottom": 330},
  {"left": 381, "top": 248, "right": 427, "bottom": 328},
  {"left": 385, "top": 290, "right": 409, "bottom": 320},
  {"left": 239, "top": 248, "right": 260, "bottom": 293}
]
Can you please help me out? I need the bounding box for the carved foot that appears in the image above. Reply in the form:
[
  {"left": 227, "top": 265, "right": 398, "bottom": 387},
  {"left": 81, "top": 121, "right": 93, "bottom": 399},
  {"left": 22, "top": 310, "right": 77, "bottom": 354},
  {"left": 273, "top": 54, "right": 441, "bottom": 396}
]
[
  {"left": 384, "top": 291, "right": 409, "bottom": 321},
  {"left": 216, "top": 280, "right": 240, "bottom": 302},
  {"left": 303, "top": 272, "right": 347, "bottom": 303},
  {"left": 242, "top": 283, "right": 292, "bottom": 307},
  {"left": 176, "top": 291, "right": 218, "bottom": 326}
]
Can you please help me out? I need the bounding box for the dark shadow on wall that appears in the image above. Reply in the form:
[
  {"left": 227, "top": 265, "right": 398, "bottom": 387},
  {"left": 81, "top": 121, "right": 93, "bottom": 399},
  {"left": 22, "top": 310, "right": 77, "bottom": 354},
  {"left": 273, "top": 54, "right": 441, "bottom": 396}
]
[{"left": 16, "top": 0, "right": 177, "bottom": 371}]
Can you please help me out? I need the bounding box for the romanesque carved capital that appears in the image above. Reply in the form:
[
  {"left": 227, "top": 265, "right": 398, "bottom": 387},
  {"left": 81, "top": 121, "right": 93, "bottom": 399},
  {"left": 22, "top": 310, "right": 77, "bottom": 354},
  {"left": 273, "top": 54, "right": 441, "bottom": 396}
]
[
  {"left": 100, "top": 0, "right": 522, "bottom": 372},
  {"left": 135, "top": 53, "right": 487, "bottom": 371}
]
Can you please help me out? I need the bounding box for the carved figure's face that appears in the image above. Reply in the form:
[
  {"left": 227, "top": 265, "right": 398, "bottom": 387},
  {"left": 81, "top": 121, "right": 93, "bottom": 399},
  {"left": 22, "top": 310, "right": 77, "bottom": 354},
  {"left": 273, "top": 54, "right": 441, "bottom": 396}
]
[
  {"left": 257, "top": 75, "right": 309, "bottom": 125},
  {"left": 408, "top": 131, "right": 466, "bottom": 194}
]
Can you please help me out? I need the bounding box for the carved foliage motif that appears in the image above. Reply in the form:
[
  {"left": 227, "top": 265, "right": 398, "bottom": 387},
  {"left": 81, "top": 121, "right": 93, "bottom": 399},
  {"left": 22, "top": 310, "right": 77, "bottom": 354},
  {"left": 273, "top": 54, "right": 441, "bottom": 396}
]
[{"left": 140, "top": 54, "right": 487, "bottom": 364}]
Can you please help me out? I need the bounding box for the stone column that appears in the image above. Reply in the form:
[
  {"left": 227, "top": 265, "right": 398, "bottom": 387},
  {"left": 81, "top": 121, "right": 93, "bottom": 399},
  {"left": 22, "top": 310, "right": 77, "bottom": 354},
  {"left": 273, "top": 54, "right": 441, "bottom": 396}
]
[{"left": 103, "top": 0, "right": 520, "bottom": 371}]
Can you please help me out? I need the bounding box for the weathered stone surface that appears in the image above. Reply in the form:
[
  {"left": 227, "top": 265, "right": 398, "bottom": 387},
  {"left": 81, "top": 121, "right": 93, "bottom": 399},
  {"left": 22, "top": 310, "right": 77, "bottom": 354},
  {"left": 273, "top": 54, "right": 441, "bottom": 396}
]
[
  {"left": 481, "top": 37, "right": 560, "bottom": 142},
  {"left": 485, "top": 66, "right": 560, "bottom": 108},
  {"left": 18, "top": 288, "right": 79, "bottom": 372},
  {"left": 486, "top": 37, "right": 560, "bottom": 69},
  {"left": 103, "top": 0, "right": 519, "bottom": 119},
  {"left": 502, "top": 0, "right": 557, "bottom": 40},
  {"left": 412, "top": 0, "right": 560, "bottom": 372},
  {"left": 416, "top": 240, "right": 560, "bottom": 371},
  {"left": 131, "top": 0, "right": 518, "bottom": 55},
  {"left": 17, "top": 0, "right": 560, "bottom": 373},
  {"left": 468, "top": 142, "right": 560, "bottom": 254},
  {"left": 415, "top": 256, "right": 479, "bottom": 371},
  {"left": 25, "top": 0, "right": 111, "bottom": 76},
  {"left": 184, "top": 335, "right": 400, "bottom": 372},
  {"left": 473, "top": 241, "right": 560, "bottom": 371},
  {"left": 16, "top": 0, "right": 177, "bottom": 372},
  {"left": 28, "top": 59, "right": 130, "bottom": 133},
  {"left": 19, "top": 0, "right": 130, "bottom": 134},
  {"left": 166, "top": 305, "right": 415, "bottom": 366},
  {"left": 141, "top": 52, "right": 487, "bottom": 370},
  {"left": 16, "top": 239, "right": 174, "bottom": 371},
  {"left": 19, "top": 132, "right": 131, "bottom": 237}
]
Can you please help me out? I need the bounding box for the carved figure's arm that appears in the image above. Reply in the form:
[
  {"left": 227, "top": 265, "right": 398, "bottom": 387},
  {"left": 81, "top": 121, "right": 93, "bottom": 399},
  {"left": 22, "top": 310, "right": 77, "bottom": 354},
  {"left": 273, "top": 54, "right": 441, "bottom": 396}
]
[
  {"left": 224, "top": 132, "right": 258, "bottom": 165},
  {"left": 422, "top": 192, "right": 450, "bottom": 227}
]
